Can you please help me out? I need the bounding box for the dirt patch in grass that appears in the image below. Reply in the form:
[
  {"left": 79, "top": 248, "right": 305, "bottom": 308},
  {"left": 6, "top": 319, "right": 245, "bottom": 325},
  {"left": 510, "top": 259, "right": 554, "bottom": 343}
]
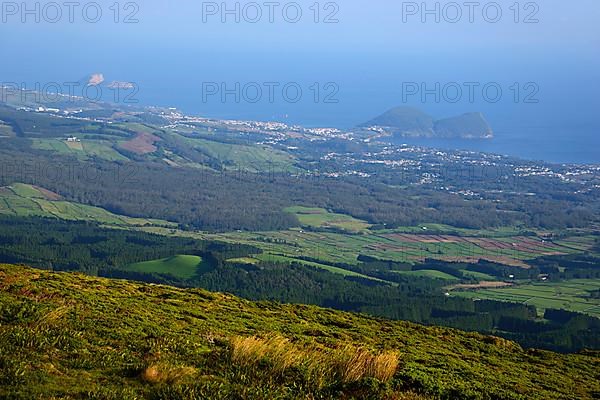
[
  {"left": 385, "top": 234, "right": 460, "bottom": 244},
  {"left": 64, "top": 140, "right": 84, "bottom": 151},
  {"left": 120, "top": 132, "right": 161, "bottom": 155},
  {"left": 478, "top": 256, "right": 531, "bottom": 268},
  {"left": 32, "top": 186, "right": 62, "bottom": 201},
  {"left": 450, "top": 281, "right": 514, "bottom": 290}
]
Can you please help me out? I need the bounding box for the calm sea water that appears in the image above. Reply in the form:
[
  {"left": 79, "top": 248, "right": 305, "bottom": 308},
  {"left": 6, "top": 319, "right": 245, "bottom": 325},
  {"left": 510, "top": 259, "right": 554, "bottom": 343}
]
[{"left": 387, "top": 127, "right": 600, "bottom": 165}]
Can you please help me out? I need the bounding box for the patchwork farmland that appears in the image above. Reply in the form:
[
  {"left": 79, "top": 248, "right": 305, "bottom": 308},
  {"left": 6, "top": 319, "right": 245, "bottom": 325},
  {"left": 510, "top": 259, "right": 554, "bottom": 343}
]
[
  {"left": 453, "top": 279, "right": 600, "bottom": 318},
  {"left": 212, "top": 228, "right": 596, "bottom": 269}
]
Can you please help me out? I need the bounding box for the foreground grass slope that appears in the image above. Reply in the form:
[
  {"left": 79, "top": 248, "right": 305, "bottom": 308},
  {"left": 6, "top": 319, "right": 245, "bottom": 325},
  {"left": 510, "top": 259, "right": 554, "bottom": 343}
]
[{"left": 0, "top": 265, "right": 598, "bottom": 400}]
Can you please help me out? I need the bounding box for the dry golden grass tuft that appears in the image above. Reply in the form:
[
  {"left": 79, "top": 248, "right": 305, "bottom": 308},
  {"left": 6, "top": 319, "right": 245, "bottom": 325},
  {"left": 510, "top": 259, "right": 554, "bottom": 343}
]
[
  {"left": 264, "top": 336, "right": 304, "bottom": 374},
  {"left": 231, "top": 336, "right": 269, "bottom": 366},
  {"left": 333, "top": 345, "right": 372, "bottom": 382},
  {"left": 369, "top": 350, "right": 401, "bottom": 382},
  {"left": 140, "top": 363, "right": 197, "bottom": 385},
  {"left": 394, "top": 393, "right": 431, "bottom": 400},
  {"left": 231, "top": 335, "right": 303, "bottom": 374},
  {"left": 35, "top": 306, "right": 71, "bottom": 327},
  {"left": 332, "top": 345, "right": 400, "bottom": 383},
  {"left": 229, "top": 335, "right": 400, "bottom": 386}
]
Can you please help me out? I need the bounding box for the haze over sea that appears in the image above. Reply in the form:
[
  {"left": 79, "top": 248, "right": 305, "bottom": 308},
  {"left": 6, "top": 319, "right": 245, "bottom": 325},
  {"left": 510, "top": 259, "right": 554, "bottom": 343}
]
[{"left": 1, "top": 0, "right": 598, "bottom": 164}]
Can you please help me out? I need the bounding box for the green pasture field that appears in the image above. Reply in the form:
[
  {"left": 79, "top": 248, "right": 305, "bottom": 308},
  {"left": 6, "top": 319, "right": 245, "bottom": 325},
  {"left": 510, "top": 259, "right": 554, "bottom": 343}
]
[
  {"left": 0, "top": 122, "right": 15, "bottom": 137},
  {"left": 172, "top": 133, "right": 298, "bottom": 172},
  {"left": 80, "top": 141, "right": 129, "bottom": 161},
  {"left": 453, "top": 279, "right": 600, "bottom": 318},
  {"left": 30, "top": 138, "right": 129, "bottom": 161},
  {"left": 30, "top": 138, "right": 72, "bottom": 154},
  {"left": 9, "top": 183, "right": 43, "bottom": 198},
  {"left": 461, "top": 270, "right": 497, "bottom": 281},
  {"left": 254, "top": 253, "right": 391, "bottom": 284},
  {"left": 284, "top": 206, "right": 372, "bottom": 233},
  {"left": 118, "top": 122, "right": 161, "bottom": 135},
  {"left": 124, "top": 255, "right": 208, "bottom": 280},
  {"left": 226, "top": 257, "right": 260, "bottom": 265},
  {"left": 393, "top": 270, "right": 460, "bottom": 281},
  {"left": 380, "top": 224, "right": 528, "bottom": 237}
]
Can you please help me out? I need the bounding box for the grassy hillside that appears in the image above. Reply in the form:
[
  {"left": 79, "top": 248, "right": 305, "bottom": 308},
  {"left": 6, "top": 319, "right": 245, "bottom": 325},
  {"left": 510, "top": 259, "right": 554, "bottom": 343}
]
[
  {"left": 170, "top": 133, "right": 298, "bottom": 172},
  {"left": 359, "top": 107, "right": 492, "bottom": 139},
  {"left": 0, "top": 183, "right": 175, "bottom": 228},
  {"left": 433, "top": 113, "right": 493, "bottom": 139},
  {"left": 360, "top": 106, "right": 435, "bottom": 134},
  {"left": 1, "top": 265, "right": 598, "bottom": 400},
  {"left": 31, "top": 138, "right": 130, "bottom": 161}
]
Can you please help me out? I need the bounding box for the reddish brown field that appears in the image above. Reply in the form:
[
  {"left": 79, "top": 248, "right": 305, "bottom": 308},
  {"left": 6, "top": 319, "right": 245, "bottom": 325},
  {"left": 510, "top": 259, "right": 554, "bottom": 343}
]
[
  {"left": 33, "top": 186, "right": 62, "bottom": 201},
  {"left": 120, "top": 132, "right": 161, "bottom": 155},
  {"left": 450, "top": 281, "right": 514, "bottom": 290},
  {"left": 375, "top": 233, "right": 572, "bottom": 267}
]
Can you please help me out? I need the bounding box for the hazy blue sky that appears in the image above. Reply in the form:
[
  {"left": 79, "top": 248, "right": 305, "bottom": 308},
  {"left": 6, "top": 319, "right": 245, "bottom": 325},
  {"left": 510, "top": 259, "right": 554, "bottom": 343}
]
[{"left": 4, "top": 0, "right": 599, "bottom": 48}]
